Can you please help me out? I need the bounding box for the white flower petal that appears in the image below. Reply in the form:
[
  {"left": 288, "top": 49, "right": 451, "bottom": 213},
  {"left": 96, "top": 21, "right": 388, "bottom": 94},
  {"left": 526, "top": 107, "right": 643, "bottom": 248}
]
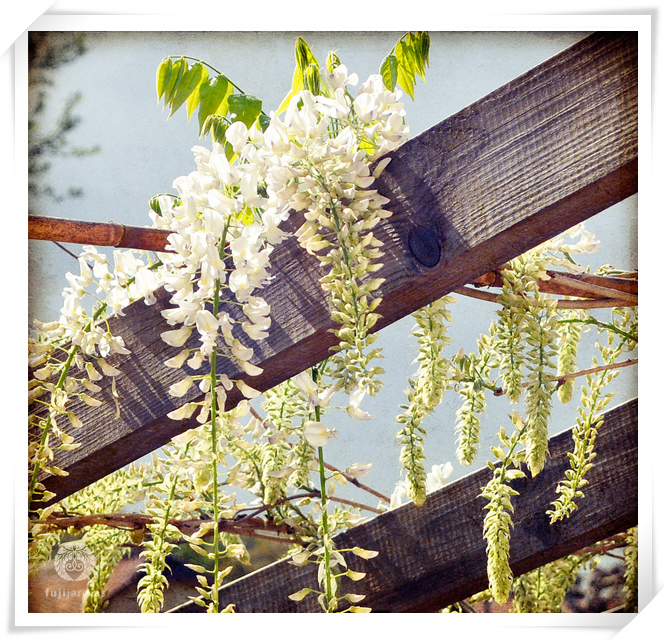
[
  {"left": 303, "top": 421, "right": 337, "bottom": 448},
  {"left": 236, "top": 380, "right": 261, "bottom": 399},
  {"left": 161, "top": 326, "right": 192, "bottom": 348},
  {"left": 169, "top": 376, "right": 194, "bottom": 398}
]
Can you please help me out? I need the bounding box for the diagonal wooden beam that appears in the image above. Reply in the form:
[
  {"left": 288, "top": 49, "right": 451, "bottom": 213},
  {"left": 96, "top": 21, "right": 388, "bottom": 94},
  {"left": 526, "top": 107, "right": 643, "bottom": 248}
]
[
  {"left": 169, "top": 397, "right": 637, "bottom": 613},
  {"left": 32, "top": 31, "right": 637, "bottom": 504}
]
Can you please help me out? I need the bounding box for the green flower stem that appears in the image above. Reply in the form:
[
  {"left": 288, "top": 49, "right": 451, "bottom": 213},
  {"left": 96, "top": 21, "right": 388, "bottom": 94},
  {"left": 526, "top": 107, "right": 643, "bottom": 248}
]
[
  {"left": 317, "top": 444, "right": 334, "bottom": 610},
  {"left": 499, "top": 420, "right": 528, "bottom": 486},
  {"left": 311, "top": 366, "right": 334, "bottom": 611},
  {"left": 29, "top": 303, "right": 108, "bottom": 514},
  {"left": 557, "top": 316, "right": 636, "bottom": 341},
  {"left": 457, "top": 375, "right": 501, "bottom": 394},
  {"left": 208, "top": 277, "right": 222, "bottom": 613},
  {"left": 206, "top": 221, "right": 232, "bottom": 613}
]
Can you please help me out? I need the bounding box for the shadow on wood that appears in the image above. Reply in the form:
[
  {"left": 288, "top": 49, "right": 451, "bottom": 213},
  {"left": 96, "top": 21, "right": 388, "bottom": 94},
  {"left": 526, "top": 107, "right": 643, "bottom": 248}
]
[
  {"left": 31, "top": 31, "right": 638, "bottom": 505},
  {"left": 169, "top": 398, "right": 637, "bottom": 613}
]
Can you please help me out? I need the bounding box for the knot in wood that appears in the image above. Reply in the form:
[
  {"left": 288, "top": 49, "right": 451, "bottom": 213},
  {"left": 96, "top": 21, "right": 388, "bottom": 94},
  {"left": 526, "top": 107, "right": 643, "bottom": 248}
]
[{"left": 408, "top": 225, "right": 441, "bottom": 268}]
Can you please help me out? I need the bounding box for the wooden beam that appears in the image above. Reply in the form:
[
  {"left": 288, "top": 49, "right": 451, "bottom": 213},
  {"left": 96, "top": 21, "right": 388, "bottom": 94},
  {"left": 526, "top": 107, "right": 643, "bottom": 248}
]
[
  {"left": 170, "top": 397, "right": 637, "bottom": 613},
  {"left": 32, "top": 31, "right": 638, "bottom": 503}
]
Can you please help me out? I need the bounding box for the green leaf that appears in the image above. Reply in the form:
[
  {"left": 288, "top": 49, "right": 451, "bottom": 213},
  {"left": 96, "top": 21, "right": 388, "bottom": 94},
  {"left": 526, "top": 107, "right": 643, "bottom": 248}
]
[
  {"left": 404, "top": 32, "right": 429, "bottom": 79},
  {"left": 258, "top": 113, "right": 271, "bottom": 132},
  {"left": 395, "top": 40, "right": 416, "bottom": 99},
  {"left": 380, "top": 54, "right": 399, "bottom": 91},
  {"left": 201, "top": 114, "right": 229, "bottom": 144},
  {"left": 156, "top": 57, "right": 173, "bottom": 101},
  {"left": 163, "top": 57, "right": 186, "bottom": 110},
  {"left": 387, "top": 31, "right": 430, "bottom": 100},
  {"left": 197, "top": 75, "right": 230, "bottom": 134},
  {"left": 227, "top": 93, "right": 263, "bottom": 128},
  {"left": 201, "top": 115, "right": 235, "bottom": 159},
  {"left": 169, "top": 61, "right": 206, "bottom": 118},
  {"left": 185, "top": 63, "right": 209, "bottom": 119},
  {"left": 276, "top": 82, "right": 299, "bottom": 115},
  {"left": 414, "top": 31, "right": 431, "bottom": 78}
]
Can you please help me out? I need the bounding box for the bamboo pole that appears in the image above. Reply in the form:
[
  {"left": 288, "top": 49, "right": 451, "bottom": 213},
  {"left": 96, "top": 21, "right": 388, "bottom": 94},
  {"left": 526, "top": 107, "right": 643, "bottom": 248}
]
[{"left": 28, "top": 215, "right": 172, "bottom": 253}]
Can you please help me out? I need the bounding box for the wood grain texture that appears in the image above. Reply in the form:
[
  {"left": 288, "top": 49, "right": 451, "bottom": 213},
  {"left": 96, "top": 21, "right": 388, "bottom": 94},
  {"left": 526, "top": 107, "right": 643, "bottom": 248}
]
[
  {"left": 32, "top": 32, "right": 638, "bottom": 504},
  {"left": 170, "top": 398, "right": 637, "bottom": 613}
]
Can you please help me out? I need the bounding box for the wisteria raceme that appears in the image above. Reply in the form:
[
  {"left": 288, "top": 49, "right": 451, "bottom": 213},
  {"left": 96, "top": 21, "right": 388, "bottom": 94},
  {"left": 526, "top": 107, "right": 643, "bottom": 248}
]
[
  {"left": 547, "top": 308, "right": 636, "bottom": 523},
  {"left": 27, "top": 35, "right": 639, "bottom": 615},
  {"left": 454, "top": 331, "right": 497, "bottom": 466},
  {"left": 623, "top": 526, "right": 638, "bottom": 612},
  {"left": 411, "top": 297, "right": 455, "bottom": 410},
  {"left": 396, "top": 296, "right": 455, "bottom": 504},
  {"left": 495, "top": 265, "right": 529, "bottom": 403},
  {"left": 511, "top": 555, "right": 583, "bottom": 612},
  {"left": 481, "top": 469, "right": 524, "bottom": 604},
  {"left": 556, "top": 309, "right": 586, "bottom": 404},
  {"left": 522, "top": 298, "right": 558, "bottom": 477},
  {"left": 269, "top": 70, "right": 408, "bottom": 397}
]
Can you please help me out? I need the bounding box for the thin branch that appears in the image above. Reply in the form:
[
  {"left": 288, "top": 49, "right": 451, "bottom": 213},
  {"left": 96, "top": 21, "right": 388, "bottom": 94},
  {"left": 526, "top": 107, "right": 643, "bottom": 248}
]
[
  {"left": 52, "top": 240, "right": 80, "bottom": 261},
  {"left": 458, "top": 600, "right": 478, "bottom": 613},
  {"left": 322, "top": 460, "right": 391, "bottom": 505},
  {"left": 491, "top": 358, "right": 637, "bottom": 398},
  {"left": 556, "top": 358, "right": 637, "bottom": 385},
  {"left": 573, "top": 532, "right": 630, "bottom": 556},
  {"left": 547, "top": 272, "right": 638, "bottom": 305},
  {"left": 470, "top": 268, "right": 638, "bottom": 297},
  {"left": 34, "top": 496, "right": 311, "bottom": 541},
  {"left": 248, "top": 404, "right": 391, "bottom": 505},
  {"left": 455, "top": 286, "right": 635, "bottom": 309},
  {"left": 327, "top": 495, "right": 385, "bottom": 514},
  {"left": 232, "top": 492, "right": 320, "bottom": 521}
]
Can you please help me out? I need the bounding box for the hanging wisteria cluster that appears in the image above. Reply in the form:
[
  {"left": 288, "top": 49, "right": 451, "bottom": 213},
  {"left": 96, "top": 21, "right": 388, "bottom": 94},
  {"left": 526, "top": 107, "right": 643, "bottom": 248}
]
[
  {"left": 28, "top": 33, "right": 638, "bottom": 615},
  {"left": 28, "top": 56, "right": 418, "bottom": 613}
]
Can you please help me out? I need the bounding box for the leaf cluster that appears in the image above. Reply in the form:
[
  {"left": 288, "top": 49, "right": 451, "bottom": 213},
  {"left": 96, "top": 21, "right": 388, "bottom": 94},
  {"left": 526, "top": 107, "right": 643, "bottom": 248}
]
[
  {"left": 380, "top": 31, "right": 430, "bottom": 99},
  {"left": 28, "top": 33, "right": 639, "bottom": 617},
  {"left": 156, "top": 56, "right": 267, "bottom": 154}
]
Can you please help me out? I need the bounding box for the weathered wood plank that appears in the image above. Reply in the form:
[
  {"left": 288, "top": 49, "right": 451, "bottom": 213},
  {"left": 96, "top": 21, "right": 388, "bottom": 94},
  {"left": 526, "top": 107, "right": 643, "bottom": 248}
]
[
  {"left": 170, "top": 397, "right": 637, "bottom": 613},
  {"left": 33, "top": 31, "right": 638, "bottom": 503}
]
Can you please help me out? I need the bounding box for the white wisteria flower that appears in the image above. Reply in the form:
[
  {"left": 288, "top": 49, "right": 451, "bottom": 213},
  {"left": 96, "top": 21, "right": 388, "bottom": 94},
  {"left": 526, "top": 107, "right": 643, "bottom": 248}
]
[
  {"left": 161, "top": 326, "right": 193, "bottom": 348},
  {"left": 425, "top": 462, "right": 454, "bottom": 493},
  {"left": 347, "top": 388, "right": 374, "bottom": 421},
  {"left": 169, "top": 376, "right": 194, "bottom": 398},
  {"left": 167, "top": 404, "right": 198, "bottom": 421},
  {"left": 344, "top": 462, "right": 373, "bottom": 479},
  {"left": 291, "top": 371, "right": 320, "bottom": 406},
  {"left": 303, "top": 421, "right": 338, "bottom": 447}
]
